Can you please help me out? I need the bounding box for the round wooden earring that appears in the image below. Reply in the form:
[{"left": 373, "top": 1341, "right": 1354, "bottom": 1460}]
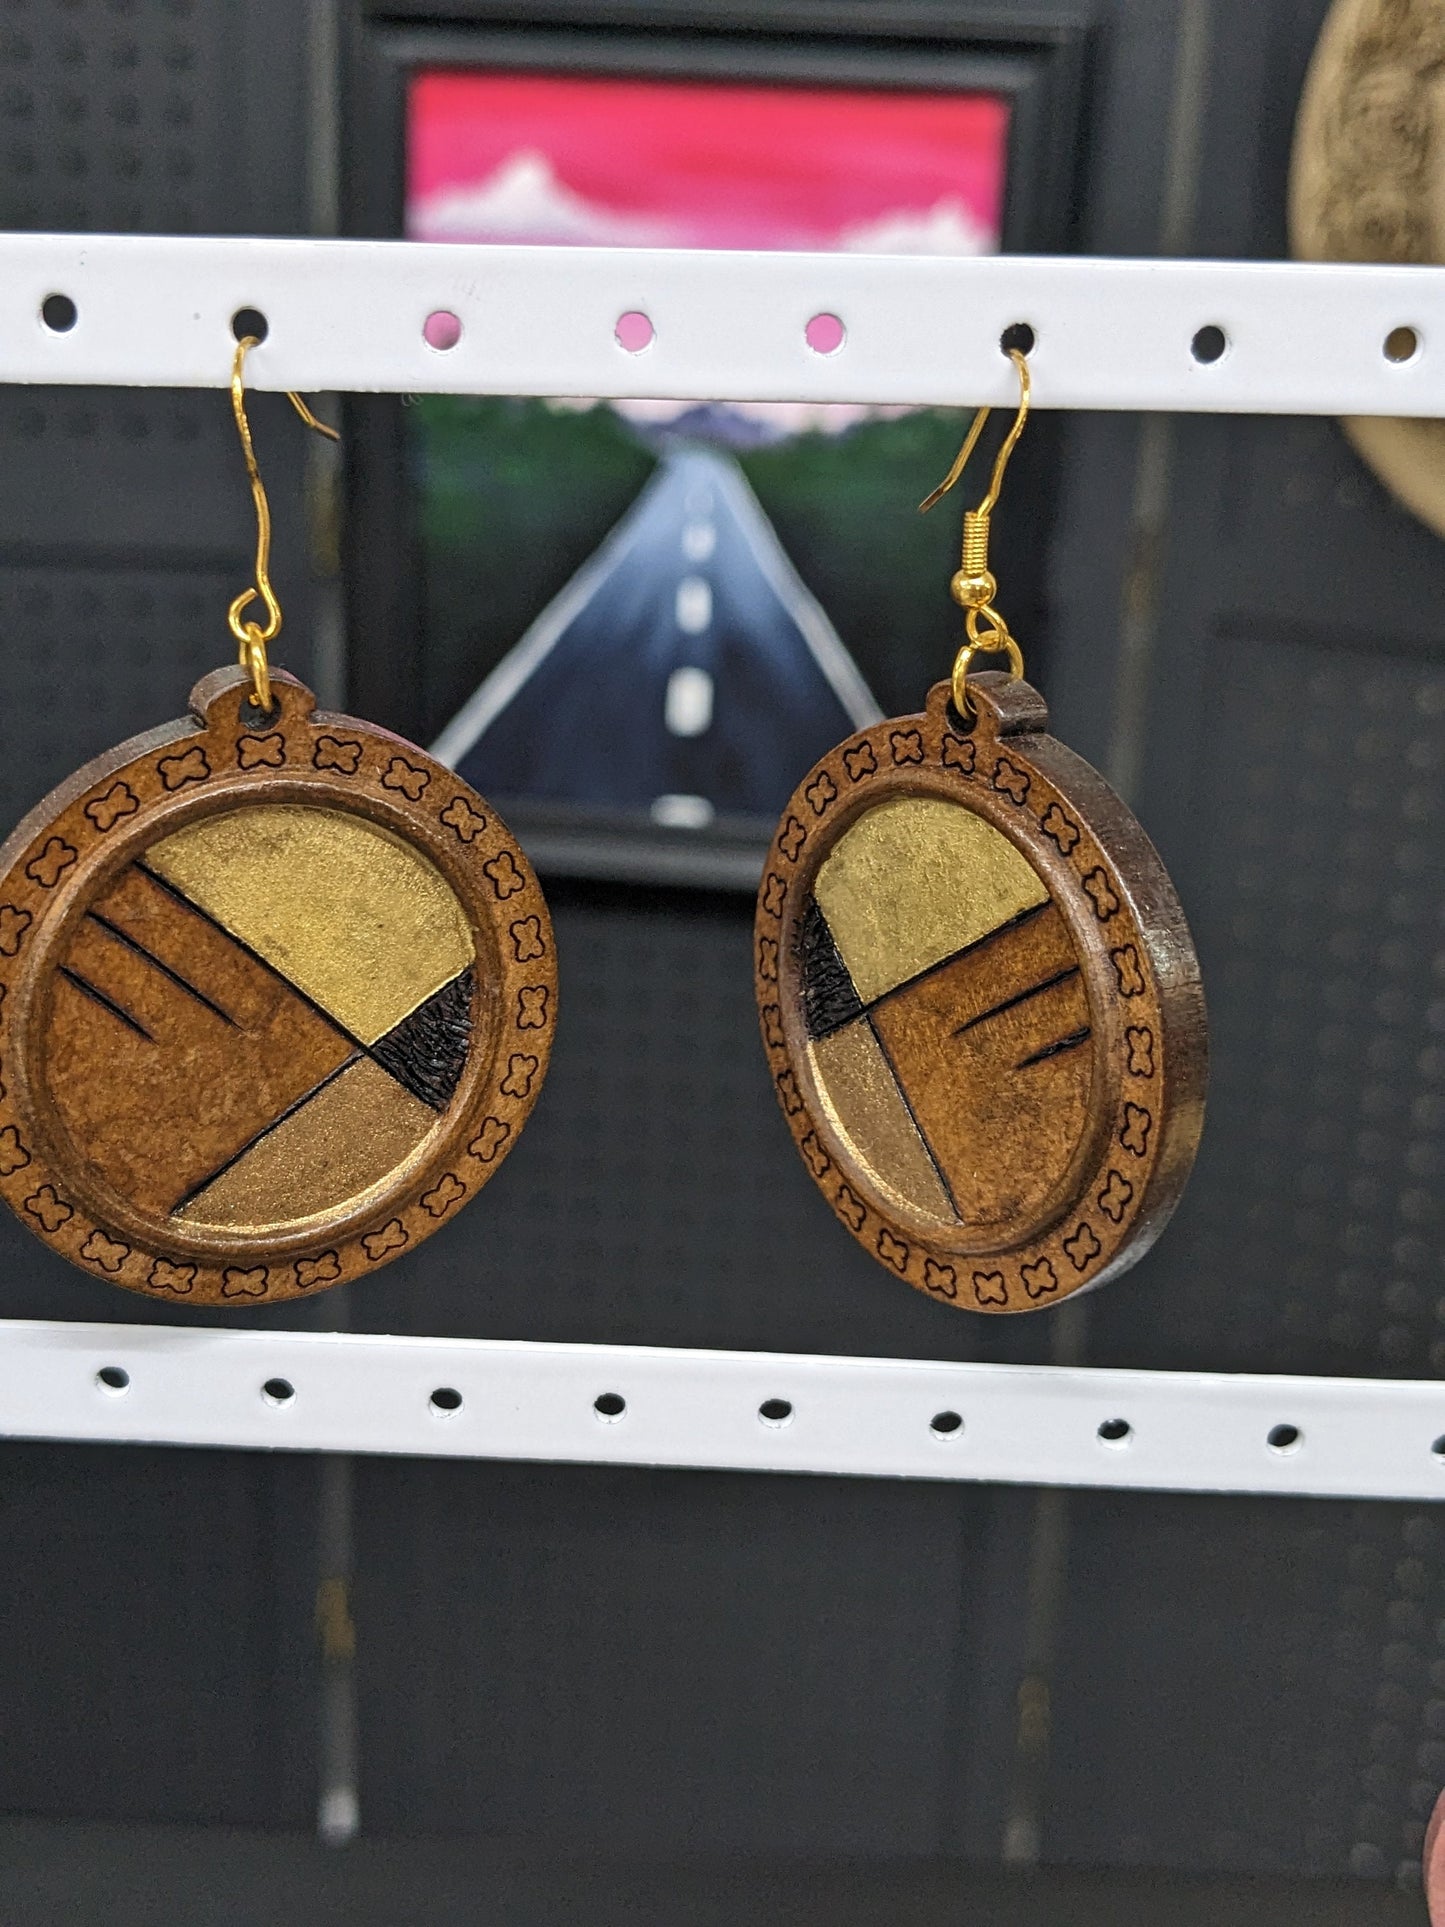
[
  {"left": 0, "top": 666, "right": 555, "bottom": 1305},
  {"left": 756, "top": 672, "right": 1206, "bottom": 1313}
]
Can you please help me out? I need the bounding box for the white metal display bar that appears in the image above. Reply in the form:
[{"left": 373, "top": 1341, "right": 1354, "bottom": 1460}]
[
  {"left": 2, "top": 233, "right": 1444, "bottom": 416},
  {"left": 1, "top": 1320, "right": 1442, "bottom": 1501}
]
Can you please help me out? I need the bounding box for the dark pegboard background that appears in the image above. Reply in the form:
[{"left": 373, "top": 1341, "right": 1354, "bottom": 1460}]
[
  {"left": 352, "top": 1458, "right": 1022, "bottom": 1858},
  {"left": 0, "top": 1439, "right": 319, "bottom": 1829}
]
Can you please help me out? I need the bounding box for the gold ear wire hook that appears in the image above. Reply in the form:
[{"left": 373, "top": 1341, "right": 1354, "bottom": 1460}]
[
  {"left": 920, "top": 345, "right": 1030, "bottom": 714},
  {"left": 228, "top": 334, "right": 339, "bottom": 713}
]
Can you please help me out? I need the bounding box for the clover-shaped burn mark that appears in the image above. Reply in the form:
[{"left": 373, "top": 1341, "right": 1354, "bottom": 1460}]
[
  {"left": 844, "top": 741, "right": 877, "bottom": 782},
  {"left": 1022, "top": 1258, "right": 1059, "bottom": 1300},
  {"left": 1125, "top": 1025, "right": 1155, "bottom": 1077},
  {"left": 1083, "top": 868, "right": 1120, "bottom": 921},
  {"left": 1110, "top": 944, "right": 1145, "bottom": 997},
  {"left": 501, "top": 1053, "right": 539, "bottom": 1100},
  {"left": 778, "top": 816, "right": 806, "bottom": 862},
  {"left": 296, "top": 1251, "right": 341, "bottom": 1290},
  {"left": 761, "top": 873, "right": 785, "bottom": 918},
  {"left": 1120, "top": 1104, "right": 1152, "bottom": 1159},
  {"left": 24, "top": 1185, "right": 71, "bottom": 1233},
  {"left": 757, "top": 935, "right": 779, "bottom": 982},
  {"left": 149, "top": 1258, "right": 195, "bottom": 1295},
  {"left": 889, "top": 728, "right": 924, "bottom": 766},
  {"left": 760, "top": 1003, "right": 785, "bottom": 1051},
  {"left": 801, "top": 1132, "right": 830, "bottom": 1179},
  {"left": 1098, "top": 1170, "right": 1134, "bottom": 1223},
  {"left": 516, "top": 985, "right": 549, "bottom": 1030},
  {"left": 221, "top": 1265, "right": 268, "bottom": 1299},
  {"left": 1041, "top": 804, "right": 1080, "bottom": 855},
  {"left": 26, "top": 837, "right": 77, "bottom": 889},
  {"left": 361, "top": 1220, "right": 408, "bottom": 1262},
  {"left": 835, "top": 1185, "right": 865, "bottom": 1233},
  {"left": 991, "top": 758, "right": 1030, "bottom": 805},
  {"left": 0, "top": 906, "right": 32, "bottom": 956},
  {"left": 86, "top": 781, "right": 139, "bottom": 832},
  {"left": 510, "top": 916, "right": 545, "bottom": 963},
  {"left": 159, "top": 747, "right": 210, "bottom": 791},
  {"left": 469, "top": 1116, "right": 511, "bottom": 1163},
  {"left": 422, "top": 1173, "right": 466, "bottom": 1218},
  {"left": 314, "top": 735, "right": 362, "bottom": 774},
  {"left": 81, "top": 1230, "right": 128, "bottom": 1273},
  {"left": 0, "top": 1125, "right": 30, "bottom": 1174},
  {"left": 776, "top": 1069, "right": 803, "bottom": 1116},
  {"left": 924, "top": 1260, "right": 958, "bottom": 1299},
  {"left": 878, "top": 1229, "right": 909, "bottom": 1272},
  {"left": 237, "top": 732, "right": 285, "bottom": 770},
  {"left": 972, "top": 1270, "right": 1008, "bottom": 1308},
  {"left": 942, "top": 734, "right": 976, "bottom": 776},
  {"left": 805, "top": 771, "right": 837, "bottom": 815},
  {"left": 441, "top": 795, "right": 487, "bottom": 843},
  {"left": 484, "top": 850, "right": 525, "bottom": 900},
  {"left": 382, "top": 756, "right": 429, "bottom": 800},
  {"left": 1064, "top": 1223, "right": 1102, "bottom": 1271}
]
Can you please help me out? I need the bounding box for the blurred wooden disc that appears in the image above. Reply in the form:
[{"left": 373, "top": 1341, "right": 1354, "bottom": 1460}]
[
  {"left": 1290, "top": 0, "right": 1445, "bottom": 536},
  {"left": 755, "top": 675, "right": 1206, "bottom": 1313},
  {"left": 0, "top": 667, "right": 555, "bottom": 1306}
]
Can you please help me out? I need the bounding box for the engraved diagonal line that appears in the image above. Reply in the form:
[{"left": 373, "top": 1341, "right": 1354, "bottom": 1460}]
[
  {"left": 57, "top": 965, "right": 154, "bottom": 1041},
  {"left": 951, "top": 964, "right": 1081, "bottom": 1040},
  {"left": 1015, "top": 1025, "right": 1092, "bottom": 1071},
  {"left": 135, "top": 859, "right": 467, "bottom": 1108},
  {"left": 864, "top": 1012, "right": 963, "bottom": 1223},
  {"left": 865, "top": 898, "right": 1051, "bottom": 1014},
  {"left": 168, "top": 1052, "right": 362, "bottom": 1216},
  {"left": 86, "top": 909, "right": 238, "bottom": 1026}
]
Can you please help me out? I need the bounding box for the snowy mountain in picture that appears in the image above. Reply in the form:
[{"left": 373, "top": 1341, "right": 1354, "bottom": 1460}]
[
  {"left": 838, "top": 196, "right": 991, "bottom": 256},
  {"left": 410, "top": 151, "right": 682, "bottom": 247},
  {"left": 412, "top": 150, "right": 993, "bottom": 255}
]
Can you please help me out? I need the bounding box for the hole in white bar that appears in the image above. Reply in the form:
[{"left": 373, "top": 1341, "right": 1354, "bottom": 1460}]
[
  {"left": 1384, "top": 325, "right": 1419, "bottom": 363},
  {"left": 95, "top": 1365, "right": 129, "bottom": 1394},
  {"left": 1097, "top": 1417, "right": 1131, "bottom": 1446},
  {"left": 615, "top": 310, "right": 654, "bottom": 353},
  {"left": 1267, "top": 1423, "right": 1301, "bottom": 1454},
  {"left": 759, "top": 1398, "right": 793, "bottom": 1427},
  {"left": 1000, "top": 321, "right": 1035, "bottom": 356},
  {"left": 1432, "top": 1435, "right": 1445, "bottom": 1460},
  {"left": 423, "top": 309, "right": 462, "bottom": 351},
  {"left": 804, "top": 313, "right": 845, "bottom": 356},
  {"left": 430, "top": 1387, "right": 463, "bottom": 1416},
  {"left": 42, "top": 293, "right": 77, "bottom": 334},
  {"left": 230, "top": 306, "right": 267, "bottom": 344},
  {"left": 1191, "top": 324, "right": 1227, "bottom": 364},
  {"left": 930, "top": 1410, "right": 963, "bottom": 1439},
  {"left": 262, "top": 1377, "right": 295, "bottom": 1407},
  {"left": 594, "top": 1392, "right": 626, "bottom": 1422}
]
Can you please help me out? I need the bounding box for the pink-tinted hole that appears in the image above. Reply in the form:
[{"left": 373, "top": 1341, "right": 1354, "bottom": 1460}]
[
  {"left": 615, "top": 310, "right": 655, "bottom": 353},
  {"left": 423, "top": 310, "right": 462, "bottom": 351},
  {"left": 805, "top": 312, "right": 845, "bottom": 356}
]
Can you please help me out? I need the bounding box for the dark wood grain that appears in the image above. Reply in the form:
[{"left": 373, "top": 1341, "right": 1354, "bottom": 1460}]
[
  {"left": 755, "top": 673, "right": 1207, "bottom": 1314},
  {"left": 0, "top": 667, "right": 557, "bottom": 1307}
]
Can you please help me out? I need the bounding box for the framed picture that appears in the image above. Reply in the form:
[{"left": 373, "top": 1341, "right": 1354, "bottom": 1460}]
[{"left": 343, "top": 6, "right": 1090, "bottom": 887}]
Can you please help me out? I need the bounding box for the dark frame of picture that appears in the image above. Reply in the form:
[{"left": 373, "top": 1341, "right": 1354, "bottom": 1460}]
[{"left": 340, "top": 1, "right": 1093, "bottom": 889}]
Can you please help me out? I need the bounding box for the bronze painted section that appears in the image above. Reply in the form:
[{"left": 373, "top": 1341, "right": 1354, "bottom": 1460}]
[
  {"left": 177, "top": 1054, "right": 436, "bottom": 1232},
  {"left": 807, "top": 1021, "right": 956, "bottom": 1223},
  {"left": 46, "top": 864, "right": 355, "bottom": 1219},
  {"left": 814, "top": 796, "right": 1047, "bottom": 1004},
  {"left": 869, "top": 901, "right": 1093, "bottom": 1231},
  {"left": 146, "top": 803, "right": 474, "bottom": 1044}
]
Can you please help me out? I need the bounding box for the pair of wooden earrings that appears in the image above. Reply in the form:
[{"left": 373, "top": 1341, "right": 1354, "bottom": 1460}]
[{"left": 0, "top": 349, "right": 1202, "bottom": 1313}]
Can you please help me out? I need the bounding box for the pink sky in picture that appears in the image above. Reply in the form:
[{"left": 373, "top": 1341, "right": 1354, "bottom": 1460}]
[{"left": 408, "top": 70, "right": 1009, "bottom": 253}]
